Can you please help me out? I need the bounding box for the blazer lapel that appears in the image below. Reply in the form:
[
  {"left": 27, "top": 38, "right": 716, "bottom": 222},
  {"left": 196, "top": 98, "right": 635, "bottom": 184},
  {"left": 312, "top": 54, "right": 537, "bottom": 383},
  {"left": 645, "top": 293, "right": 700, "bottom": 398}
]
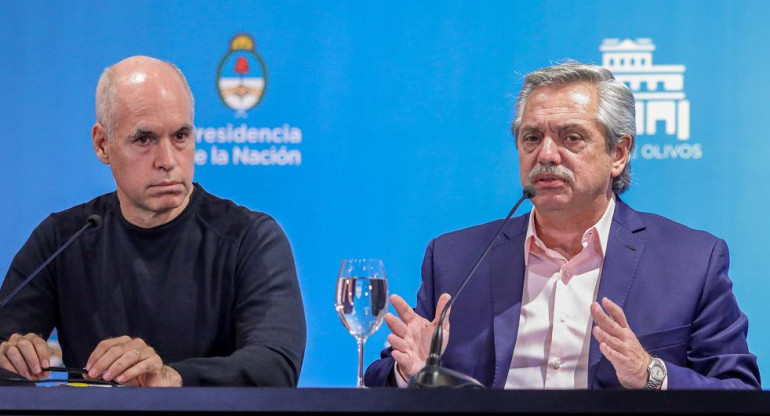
[
  {"left": 490, "top": 215, "right": 528, "bottom": 388},
  {"left": 588, "top": 200, "right": 646, "bottom": 387}
]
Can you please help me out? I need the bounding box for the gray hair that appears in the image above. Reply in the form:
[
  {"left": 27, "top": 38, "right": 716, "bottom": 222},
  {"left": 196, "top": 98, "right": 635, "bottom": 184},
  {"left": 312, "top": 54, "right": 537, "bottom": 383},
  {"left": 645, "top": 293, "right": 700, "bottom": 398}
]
[
  {"left": 512, "top": 61, "right": 636, "bottom": 194},
  {"left": 95, "top": 60, "right": 195, "bottom": 141}
]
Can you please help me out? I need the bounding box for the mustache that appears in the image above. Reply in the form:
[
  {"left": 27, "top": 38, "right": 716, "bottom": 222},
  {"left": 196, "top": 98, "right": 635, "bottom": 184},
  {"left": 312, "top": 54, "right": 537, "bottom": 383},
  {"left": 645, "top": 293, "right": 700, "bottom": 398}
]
[{"left": 527, "top": 164, "right": 574, "bottom": 184}]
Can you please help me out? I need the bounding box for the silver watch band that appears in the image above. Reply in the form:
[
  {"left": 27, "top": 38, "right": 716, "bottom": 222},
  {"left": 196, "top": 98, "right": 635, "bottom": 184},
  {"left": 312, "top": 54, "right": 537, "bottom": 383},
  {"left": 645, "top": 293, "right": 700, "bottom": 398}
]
[{"left": 644, "top": 357, "right": 666, "bottom": 390}]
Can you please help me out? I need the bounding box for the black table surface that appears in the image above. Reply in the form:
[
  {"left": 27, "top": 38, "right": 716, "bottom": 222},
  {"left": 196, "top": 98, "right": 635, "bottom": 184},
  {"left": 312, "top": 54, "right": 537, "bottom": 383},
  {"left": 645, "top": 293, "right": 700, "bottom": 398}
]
[{"left": 1, "top": 386, "right": 770, "bottom": 414}]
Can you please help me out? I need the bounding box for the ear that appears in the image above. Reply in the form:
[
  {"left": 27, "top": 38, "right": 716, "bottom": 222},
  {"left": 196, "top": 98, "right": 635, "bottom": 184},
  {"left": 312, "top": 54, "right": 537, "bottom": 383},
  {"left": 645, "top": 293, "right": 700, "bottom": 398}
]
[
  {"left": 511, "top": 122, "right": 520, "bottom": 150},
  {"left": 92, "top": 123, "right": 111, "bottom": 165},
  {"left": 610, "top": 134, "right": 632, "bottom": 178}
]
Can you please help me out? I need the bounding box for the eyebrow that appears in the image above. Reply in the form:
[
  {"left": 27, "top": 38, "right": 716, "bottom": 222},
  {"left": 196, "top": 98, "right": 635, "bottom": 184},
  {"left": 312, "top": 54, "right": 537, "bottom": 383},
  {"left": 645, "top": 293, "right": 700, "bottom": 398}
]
[
  {"left": 176, "top": 124, "right": 194, "bottom": 134},
  {"left": 172, "top": 124, "right": 194, "bottom": 138},
  {"left": 129, "top": 127, "right": 155, "bottom": 140},
  {"left": 559, "top": 123, "right": 591, "bottom": 135},
  {"left": 519, "top": 122, "right": 592, "bottom": 136},
  {"left": 517, "top": 125, "right": 539, "bottom": 136},
  {"left": 129, "top": 124, "right": 193, "bottom": 139}
]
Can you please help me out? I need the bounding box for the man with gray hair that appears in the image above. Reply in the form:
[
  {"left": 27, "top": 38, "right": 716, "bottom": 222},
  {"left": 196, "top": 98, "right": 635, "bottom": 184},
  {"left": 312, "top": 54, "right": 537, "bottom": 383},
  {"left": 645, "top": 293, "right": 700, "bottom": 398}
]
[
  {"left": 365, "top": 61, "right": 760, "bottom": 389},
  {"left": 0, "top": 56, "right": 306, "bottom": 387}
]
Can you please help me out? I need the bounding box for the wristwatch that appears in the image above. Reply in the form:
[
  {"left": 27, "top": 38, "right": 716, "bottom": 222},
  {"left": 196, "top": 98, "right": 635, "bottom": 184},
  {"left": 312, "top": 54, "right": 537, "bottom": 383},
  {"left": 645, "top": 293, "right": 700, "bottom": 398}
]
[{"left": 644, "top": 356, "right": 666, "bottom": 390}]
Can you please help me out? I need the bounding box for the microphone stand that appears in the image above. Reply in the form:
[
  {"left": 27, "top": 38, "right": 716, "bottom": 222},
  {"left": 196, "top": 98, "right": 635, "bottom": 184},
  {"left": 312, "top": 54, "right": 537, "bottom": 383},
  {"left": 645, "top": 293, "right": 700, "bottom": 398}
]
[
  {"left": 408, "top": 186, "right": 536, "bottom": 389},
  {"left": 0, "top": 215, "right": 101, "bottom": 312},
  {"left": 0, "top": 215, "right": 102, "bottom": 386}
]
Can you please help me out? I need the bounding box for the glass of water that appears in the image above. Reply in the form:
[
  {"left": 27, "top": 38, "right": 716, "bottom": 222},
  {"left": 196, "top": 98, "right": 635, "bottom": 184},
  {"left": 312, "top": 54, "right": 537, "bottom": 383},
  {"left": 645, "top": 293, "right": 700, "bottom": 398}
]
[{"left": 335, "top": 258, "right": 389, "bottom": 388}]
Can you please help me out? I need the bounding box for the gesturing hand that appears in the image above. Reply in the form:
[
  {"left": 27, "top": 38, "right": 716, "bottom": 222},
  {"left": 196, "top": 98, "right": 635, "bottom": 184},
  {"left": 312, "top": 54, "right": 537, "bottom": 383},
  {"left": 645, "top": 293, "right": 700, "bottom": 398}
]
[
  {"left": 0, "top": 333, "right": 54, "bottom": 380},
  {"left": 384, "top": 293, "right": 451, "bottom": 381},
  {"left": 591, "top": 297, "right": 652, "bottom": 389},
  {"left": 85, "top": 336, "right": 182, "bottom": 387}
]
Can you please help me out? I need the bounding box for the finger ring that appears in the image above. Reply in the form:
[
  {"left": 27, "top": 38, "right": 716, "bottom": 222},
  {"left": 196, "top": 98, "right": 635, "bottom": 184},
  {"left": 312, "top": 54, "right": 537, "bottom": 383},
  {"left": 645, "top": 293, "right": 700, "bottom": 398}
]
[{"left": 133, "top": 349, "right": 142, "bottom": 360}]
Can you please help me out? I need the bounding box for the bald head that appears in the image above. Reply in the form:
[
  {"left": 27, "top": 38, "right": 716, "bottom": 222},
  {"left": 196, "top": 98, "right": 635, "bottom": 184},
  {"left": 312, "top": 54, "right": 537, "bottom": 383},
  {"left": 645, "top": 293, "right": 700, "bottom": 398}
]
[{"left": 95, "top": 56, "right": 195, "bottom": 141}]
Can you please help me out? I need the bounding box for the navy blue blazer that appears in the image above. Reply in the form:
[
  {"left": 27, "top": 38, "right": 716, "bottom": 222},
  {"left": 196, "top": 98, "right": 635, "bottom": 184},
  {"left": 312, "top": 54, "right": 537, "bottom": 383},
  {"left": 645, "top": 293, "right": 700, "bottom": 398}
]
[{"left": 364, "top": 200, "right": 760, "bottom": 389}]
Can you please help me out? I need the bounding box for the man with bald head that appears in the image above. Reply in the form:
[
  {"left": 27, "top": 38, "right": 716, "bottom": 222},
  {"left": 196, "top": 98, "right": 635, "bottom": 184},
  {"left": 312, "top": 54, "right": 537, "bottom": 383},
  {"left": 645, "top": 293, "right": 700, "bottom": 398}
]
[{"left": 0, "top": 56, "right": 306, "bottom": 387}]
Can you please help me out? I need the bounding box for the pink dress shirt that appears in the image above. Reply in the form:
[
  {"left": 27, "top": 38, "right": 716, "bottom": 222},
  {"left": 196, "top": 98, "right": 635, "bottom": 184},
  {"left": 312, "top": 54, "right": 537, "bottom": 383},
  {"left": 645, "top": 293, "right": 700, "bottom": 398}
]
[{"left": 505, "top": 197, "right": 615, "bottom": 389}]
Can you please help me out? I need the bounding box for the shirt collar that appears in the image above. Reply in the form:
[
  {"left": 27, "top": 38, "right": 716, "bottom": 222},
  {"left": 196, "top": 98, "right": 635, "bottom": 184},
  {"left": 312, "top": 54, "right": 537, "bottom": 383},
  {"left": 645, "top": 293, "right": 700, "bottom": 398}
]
[{"left": 524, "top": 195, "right": 616, "bottom": 265}]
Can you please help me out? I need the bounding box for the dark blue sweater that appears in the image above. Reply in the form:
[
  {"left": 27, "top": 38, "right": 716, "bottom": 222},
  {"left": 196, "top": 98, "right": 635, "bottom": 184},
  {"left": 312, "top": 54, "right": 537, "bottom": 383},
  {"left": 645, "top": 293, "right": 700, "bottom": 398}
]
[{"left": 0, "top": 184, "right": 306, "bottom": 386}]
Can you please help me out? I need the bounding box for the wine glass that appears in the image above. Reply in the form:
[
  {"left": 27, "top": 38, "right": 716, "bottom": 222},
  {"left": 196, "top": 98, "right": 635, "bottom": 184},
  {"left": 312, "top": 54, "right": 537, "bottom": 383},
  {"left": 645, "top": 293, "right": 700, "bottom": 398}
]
[{"left": 335, "top": 258, "right": 389, "bottom": 388}]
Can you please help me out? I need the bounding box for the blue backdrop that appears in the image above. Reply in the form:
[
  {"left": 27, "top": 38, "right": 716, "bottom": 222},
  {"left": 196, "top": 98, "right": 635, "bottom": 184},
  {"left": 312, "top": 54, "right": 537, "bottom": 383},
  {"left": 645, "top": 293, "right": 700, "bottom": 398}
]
[{"left": 1, "top": 0, "right": 768, "bottom": 387}]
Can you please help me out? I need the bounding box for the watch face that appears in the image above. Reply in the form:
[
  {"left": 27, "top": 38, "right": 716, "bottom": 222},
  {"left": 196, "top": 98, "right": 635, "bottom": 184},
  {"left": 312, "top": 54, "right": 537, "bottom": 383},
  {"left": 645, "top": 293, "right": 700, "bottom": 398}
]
[{"left": 651, "top": 365, "right": 665, "bottom": 380}]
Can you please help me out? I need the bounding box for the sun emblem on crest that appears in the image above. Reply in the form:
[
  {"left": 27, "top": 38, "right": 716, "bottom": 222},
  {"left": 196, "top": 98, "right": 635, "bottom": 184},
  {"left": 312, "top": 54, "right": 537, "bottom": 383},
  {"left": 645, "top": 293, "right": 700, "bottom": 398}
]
[{"left": 216, "top": 34, "right": 267, "bottom": 118}]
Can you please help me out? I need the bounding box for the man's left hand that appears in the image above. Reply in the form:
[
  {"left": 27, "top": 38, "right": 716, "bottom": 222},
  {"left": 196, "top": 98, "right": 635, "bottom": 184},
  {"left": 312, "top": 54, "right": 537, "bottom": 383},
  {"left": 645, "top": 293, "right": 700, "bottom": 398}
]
[
  {"left": 85, "top": 336, "right": 182, "bottom": 387},
  {"left": 590, "top": 297, "right": 651, "bottom": 389}
]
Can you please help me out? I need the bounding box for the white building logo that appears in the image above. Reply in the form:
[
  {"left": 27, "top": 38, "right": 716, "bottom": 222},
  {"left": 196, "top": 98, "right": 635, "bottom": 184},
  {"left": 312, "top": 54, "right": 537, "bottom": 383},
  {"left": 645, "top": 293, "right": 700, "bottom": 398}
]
[{"left": 600, "top": 38, "right": 701, "bottom": 160}]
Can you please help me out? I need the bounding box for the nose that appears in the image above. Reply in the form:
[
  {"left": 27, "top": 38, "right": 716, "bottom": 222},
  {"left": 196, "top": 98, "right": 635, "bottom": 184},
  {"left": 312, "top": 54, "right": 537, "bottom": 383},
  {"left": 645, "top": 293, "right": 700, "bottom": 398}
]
[
  {"left": 535, "top": 136, "right": 561, "bottom": 166},
  {"left": 153, "top": 139, "right": 178, "bottom": 171}
]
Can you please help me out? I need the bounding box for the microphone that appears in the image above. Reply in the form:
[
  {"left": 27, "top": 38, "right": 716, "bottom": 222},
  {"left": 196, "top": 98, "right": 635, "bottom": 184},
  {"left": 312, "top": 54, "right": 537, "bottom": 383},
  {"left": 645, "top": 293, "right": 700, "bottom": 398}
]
[
  {"left": 408, "top": 186, "right": 536, "bottom": 389},
  {"left": 0, "top": 214, "right": 102, "bottom": 313}
]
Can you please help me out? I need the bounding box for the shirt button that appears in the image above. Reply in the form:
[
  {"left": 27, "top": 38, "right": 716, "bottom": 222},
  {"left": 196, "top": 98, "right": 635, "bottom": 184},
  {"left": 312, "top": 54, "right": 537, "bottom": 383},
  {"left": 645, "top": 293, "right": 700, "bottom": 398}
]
[
  {"left": 560, "top": 313, "right": 567, "bottom": 322},
  {"left": 553, "top": 358, "right": 561, "bottom": 369}
]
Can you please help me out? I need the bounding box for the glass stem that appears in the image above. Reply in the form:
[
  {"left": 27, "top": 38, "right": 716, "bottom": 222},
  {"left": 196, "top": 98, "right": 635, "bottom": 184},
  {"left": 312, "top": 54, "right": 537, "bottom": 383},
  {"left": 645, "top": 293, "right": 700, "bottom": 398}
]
[{"left": 357, "top": 337, "right": 366, "bottom": 388}]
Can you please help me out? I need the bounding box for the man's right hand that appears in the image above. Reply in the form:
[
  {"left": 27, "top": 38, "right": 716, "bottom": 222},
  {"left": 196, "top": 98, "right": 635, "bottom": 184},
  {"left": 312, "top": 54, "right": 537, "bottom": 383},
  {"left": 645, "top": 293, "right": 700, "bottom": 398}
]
[
  {"left": 384, "top": 293, "right": 452, "bottom": 381},
  {"left": 0, "top": 333, "right": 53, "bottom": 380}
]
